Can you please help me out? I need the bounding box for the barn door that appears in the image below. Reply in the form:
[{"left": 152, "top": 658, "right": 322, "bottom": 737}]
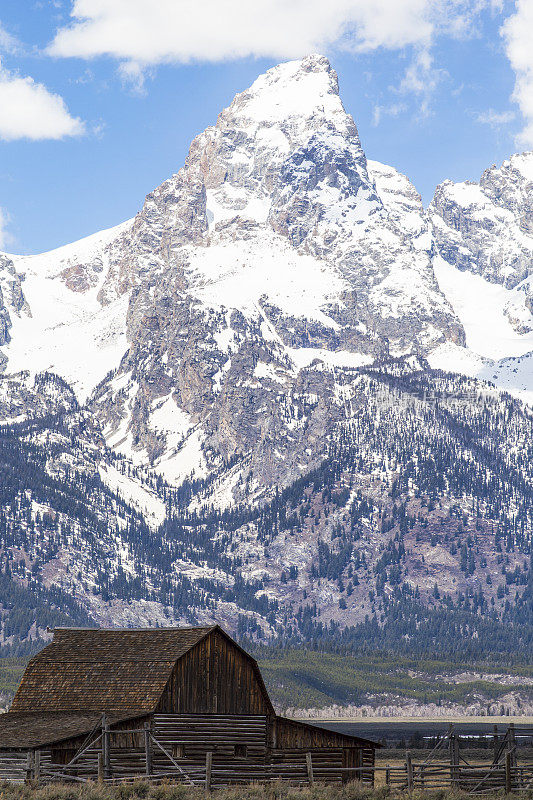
[{"left": 342, "top": 748, "right": 361, "bottom": 784}]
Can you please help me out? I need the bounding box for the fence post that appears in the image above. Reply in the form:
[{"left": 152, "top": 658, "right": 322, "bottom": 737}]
[
  {"left": 385, "top": 764, "right": 390, "bottom": 786},
  {"left": 509, "top": 723, "right": 517, "bottom": 768},
  {"left": 97, "top": 752, "right": 104, "bottom": 784},
  {"left": 102, "top": 714, "right": 111, "bottom": 780},
  {"left": 450, "top": 728, "right": 459, "bottom": 788},
  {"left": 34, "top": 750, "right": 40, "bottom": 783},
  {"left": 505, "top": 752, "right": 512, "bottom": 794},
  {"left": 205, "top": 750, "right": 212, "bottom": 793},
  {"left": 306, "top": 752, "right": 314, "bottom": 786},
  {"left": 406, "top": 753, "right": 414, "bottom": 793},
  {"left": 144, "top": 722, "right": 152, "bottom": 777}
]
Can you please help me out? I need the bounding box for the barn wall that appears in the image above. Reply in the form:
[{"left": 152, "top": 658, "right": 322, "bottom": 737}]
[
  {"left": 153, "top": 713, "right": 267, "bottom": 757},
  {"left": 272, "top": 717, "right": 375, "bottom": 784},
  {"left": 274, "top": 716, "right": 369, "bottom": 749},
  {"left": 271, "top": 748, "right": 344, "bottom": 784},
  {"left": 32, "top": 717, "right": 150, "bottom": 783},
  {"left": 151, "top": 717, "right": 354, "bottom": 787},
  {"left": 36, "top": 715, "right": 269, "bottom": 784},
  {"left": 0, "top": 751, "right": 29, "bottom": 783},
  {"left": 156, "top": 630, "right": 271, "bottom": 715},
  {"left": 360, "top": 744, "right": 375, "bottom": 783},
  {"left": 0, "top": 714, "right": 375, "bottom": 786}
]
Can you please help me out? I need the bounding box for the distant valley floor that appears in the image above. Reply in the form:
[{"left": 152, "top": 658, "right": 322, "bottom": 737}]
[{"left": 2, "top": 651, "right": 531, "bottom": 726}]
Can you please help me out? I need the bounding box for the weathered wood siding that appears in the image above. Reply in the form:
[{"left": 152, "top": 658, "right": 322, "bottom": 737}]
[
  {"left": 0, "top": 714, "right": 375, "bottom": 787},
  {"left": 343, "top": 745, "right": 375, "bottom": 784},
  {"left": 271, "top": 748, "right": 344, "bottom": 784},
  {"left": 152, "top": 713, "right": 268, "bottom": 785},
  {"left": 274, "top": 716, "right": 368, "bottom": 749},
  {"left": 272, "top": 717, "right": 375, "bottom": 786},
  {"left": 0, "top": 751, "right": 29, "bottom": 783},
  {"left": 360, "top": 744, "right": 375, "bottom": 783},
  {"left": 156, "top": 630, "right": 271, "bottom": 715},
  {"left": 153, "top": 713, "right": 267, "bottom": 757},
  {"left": 271, "top": 747, "right": 373, "bottom": 785}
]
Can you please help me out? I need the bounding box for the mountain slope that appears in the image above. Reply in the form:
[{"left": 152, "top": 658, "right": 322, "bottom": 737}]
[
  {"left": 0, "top": 359, "right": 531, "bottom": 658},
  {"left": 429, "top": 152, "right": 533, "bottom": 403},
  {"left": 0, "top": 56, "right": 531, "bottom": 656}
]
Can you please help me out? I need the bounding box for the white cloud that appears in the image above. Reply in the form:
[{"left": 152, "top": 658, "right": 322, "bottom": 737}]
[
  {"left": 47, "top": 0, "right": 500, "bottom": 108},
  {"left": 372, "top": 102, "right": 407, "bottom": 126},
  {"left": 0, "top": 22, "right": 20, "bottom": 55},
  {"left": 398, "top": 48, "right": 445, "bottom": 115},
  {"left": 502, "top": 0, "right": 533, "bottom": 148},
  {"left": 49, "top": 0, "right": 432, "bottom": 70},
  {"left": 49, "top": 1, "right": 499, "bottom": 67},
  {"left": 476, "top": 108, "right": 515, "bottom": 127},
  {"left": 0, "top": 62, "right": 85, "bottom": 141},
  {"left": 48, "top": 0, "right": 435, "bottom": 66},
  {"left": 434, "top": 0, "right": 504, "bottom": 39},
  {"left": 0, "top": 207, "right": 11, "bottom": 250}
]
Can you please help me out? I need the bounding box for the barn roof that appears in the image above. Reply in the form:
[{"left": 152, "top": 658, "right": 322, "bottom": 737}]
[
  {"left": 10, "top": 626, "right": 216, "bottom": 714},
  {"left": 0, "top": 712, "right": 146, "bottom": 750}
]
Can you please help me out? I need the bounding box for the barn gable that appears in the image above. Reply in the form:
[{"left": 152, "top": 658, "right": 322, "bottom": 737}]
[{"left": 157, "top": 626, "right": 274, "bottom": 715}]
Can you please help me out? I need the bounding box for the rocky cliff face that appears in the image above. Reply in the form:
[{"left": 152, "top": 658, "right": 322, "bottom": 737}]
[
  {"left": 72, "top": 55, "right": 464, "bottom": 490},
  {"left": 430, "top": 153, "right": 533, "bottom": 335},
  {"left": 0, "top": 56, "right": 531, "bottom": 653},
  {"left": 0, "top": 254, "right": 28, "bottom": 364}
]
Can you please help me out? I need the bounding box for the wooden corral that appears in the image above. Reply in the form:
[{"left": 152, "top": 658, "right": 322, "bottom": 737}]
[
  {"left": 0, "top": 625, "right": 379, "bottom": 787},
  {"left": 381, "top": 724, "right": 533, "bottom": 795}
]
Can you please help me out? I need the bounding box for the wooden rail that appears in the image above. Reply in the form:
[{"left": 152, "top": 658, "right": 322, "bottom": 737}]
[
  {"left": 17, "top": 748, "right": 533, "bottom": 793},
  {"left": 382, "top": 759, "right": 533, "bottom": 793},
  {"left": 8, "top": 719, "right": 532, "bottom": 793}
]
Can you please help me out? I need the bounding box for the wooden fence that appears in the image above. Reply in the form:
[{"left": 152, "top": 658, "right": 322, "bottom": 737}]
[
  {"left": 13, "top": 720, "right": 533, "bottom": 794},
  {"left": 31, "top": 756, "right": 533, "bottom": 793},
  {"left": 377, "top": 723, "right": 533, "bottom": 795},
  {"left": 380, "top": 757, "right": 533, "bottom": 794}
]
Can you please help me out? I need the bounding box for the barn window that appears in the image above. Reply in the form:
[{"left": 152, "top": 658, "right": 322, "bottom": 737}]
[
  {"left": 50, "top": 747, "right": 76, "bottom": 765},
  {"left": 234, "top": 744, "right": 247, "bottom": 759},
  {"left": 172, "top": 744, "right": 185, "bottom": 758}
]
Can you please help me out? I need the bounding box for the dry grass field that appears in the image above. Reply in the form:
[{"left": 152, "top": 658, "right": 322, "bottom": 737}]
[{"left": 0, "top": 778, "right": 527, "bottom": 800}]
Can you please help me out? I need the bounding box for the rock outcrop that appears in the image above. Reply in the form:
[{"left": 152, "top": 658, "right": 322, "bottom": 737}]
[{"left": 430, "top": 152, "right": 533, "bottom": 334}]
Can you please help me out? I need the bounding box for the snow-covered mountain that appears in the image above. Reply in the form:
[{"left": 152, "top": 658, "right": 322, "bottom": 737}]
[
  {"left": 429, "top": 152, "right": 533, "bottom": 401},
  {"left": 0, "top": 222, "right": 132, "bottom": 402},
  {"left": 0, "top": 55, "right": 531, "bottom": 654},
  {"left": 2, "top": 55, "right": 465, "bottom": 484}
]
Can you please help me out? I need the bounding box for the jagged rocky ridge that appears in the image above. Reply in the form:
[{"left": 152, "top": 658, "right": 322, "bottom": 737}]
[{"left": 0, "top": 56, "right": 531, "bottom": 655}]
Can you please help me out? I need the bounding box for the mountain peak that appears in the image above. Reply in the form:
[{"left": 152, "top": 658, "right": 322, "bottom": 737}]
[
  {"left": 224, "top": 54, "right": 345, "bottom": 130},
  {"left": 249, "top": 53, "right": 338, "bottom": 95}
]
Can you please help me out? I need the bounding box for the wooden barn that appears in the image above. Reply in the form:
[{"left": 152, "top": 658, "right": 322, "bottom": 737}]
[{"left": 0, "top": 625, "right": 379, "bottom": 787}]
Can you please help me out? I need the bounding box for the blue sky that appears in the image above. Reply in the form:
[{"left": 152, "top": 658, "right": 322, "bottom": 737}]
[{"left": 0, "top": 0, "right": 531, "bottom": 254}]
